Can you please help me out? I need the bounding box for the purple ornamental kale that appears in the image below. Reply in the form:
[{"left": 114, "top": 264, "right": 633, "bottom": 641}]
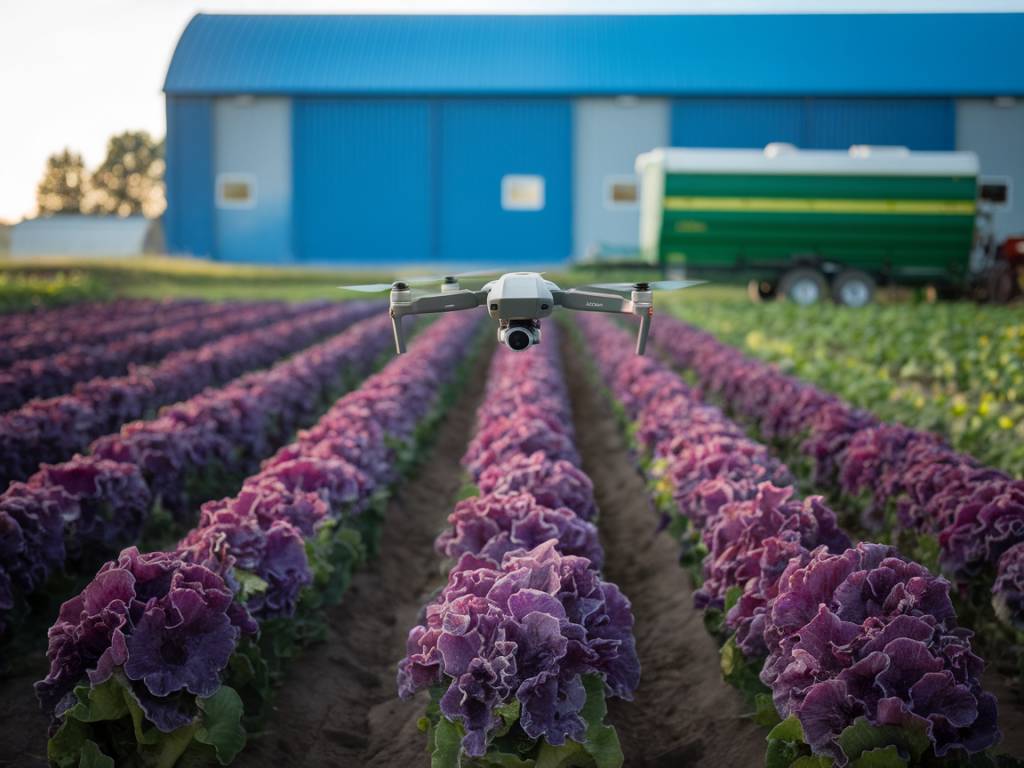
[
  {"left": 178, "top": 505, "right": 311, "bottom": 621},
  {"left": 800, "top": 404, "right": 878, "bottom": 488},
  {"left": 36, "top": 547, "right": 254, "bottom": 732},
  {"left": 30, "top": 456, "right": 151, "bottom": 558},
  {"left": 398, "top": 541, "right": 639, "bottom": 758},
  {"left": 463, "top": 419, "right": 581, "bottom": 482},
  {"left": 761, "top": 542, "right": 999, "bottom": 762},
  {"left": 668, "top": 438, "right": 792, "bottom": 529},
  {"left": 695, "top": 483, "right": 850, "bottom": 612},
  {"left": 476, "top": 452, "right": 597, "bottom": 521},
  {"left": 938, "top": 478, "right": 1024, "bottom": 581},
  {"left": 993, "top": 541, "right": 1024, "bottom": 630},
  {"left": 209, "top": 480, "right": 330, "bottom": 538},
  {"left": 0, "top": 482, "right": 68, "bottom": 597},
  {"left": 436, "top": 491, "right": 603, "bottom": 569},
  {"left": 258, "top": 456, "right": 373, "bottom": 517}
]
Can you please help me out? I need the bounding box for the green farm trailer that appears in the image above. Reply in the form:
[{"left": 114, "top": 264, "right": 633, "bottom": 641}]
[{"left": 637, "top": 145, "right": 1016, "bottom": 305}]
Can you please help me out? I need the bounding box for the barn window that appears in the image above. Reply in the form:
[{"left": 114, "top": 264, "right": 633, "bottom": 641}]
[
  {"left": 605, "top": 176, "right": 639, "bottom": 208},
  {"left": 501, "top": 175, "right": 545, "bottom": 211},
  {"left": 216, "top": 174, "right": 257, "bottom": 209}
]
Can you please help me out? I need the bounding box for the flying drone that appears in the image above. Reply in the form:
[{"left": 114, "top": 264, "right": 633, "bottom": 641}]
[{"left": 340, "top": 271, "right": 702, "bottom": 354}]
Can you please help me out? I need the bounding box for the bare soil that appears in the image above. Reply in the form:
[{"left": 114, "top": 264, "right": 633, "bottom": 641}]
[
  {"left": 561, "top": 333, "right": 768, "bottom": 768},
  {"left": 236, "top": 346, "right": 495, "bottom": 768}
]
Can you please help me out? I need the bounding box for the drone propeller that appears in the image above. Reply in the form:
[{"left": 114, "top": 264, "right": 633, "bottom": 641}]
[
  {"left": 581, "top": 279, "right": 706, "bottom": 293},
  {"left": 339, "top": 269, "right": 501, "bottom": 293}
]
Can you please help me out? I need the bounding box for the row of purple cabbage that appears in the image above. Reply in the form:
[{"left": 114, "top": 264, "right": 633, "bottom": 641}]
[
  {"left": 399, "top": 329, "right": 640, "bottom": 764},
  {"left": 0, "top": 301, "right": 307, "bottom": 413},
  {"left": 576, "top": 313, "right": 1000, "bottom": 765},
  {"left": 0, "top": 298, "right": 218, "bottom": 368},
  {"left": 34, "top": 313, "right": 482, "bottom": 765},
  {"left": 648, "top": 315, "right": 1024, "bottom": 632},
  {"left": 0, "top": 305, "right": 385, "bottom": 635},
  {"left": 0, "top": 301, "right": 375, "bottom": 486},
  {"left": 0, "top": 298, "right": 191, "bottom": 348}
]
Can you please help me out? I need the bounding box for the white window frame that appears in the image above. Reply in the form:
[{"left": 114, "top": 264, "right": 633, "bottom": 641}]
[
  {"left": 604, "top": 175, "right": 640, "bottom": 210},
  {"left": 501, "top": 174, "right": 545, "bottom": 212},
  {"left": 216, "top": 173, "right": 258, "bottom": 210}
]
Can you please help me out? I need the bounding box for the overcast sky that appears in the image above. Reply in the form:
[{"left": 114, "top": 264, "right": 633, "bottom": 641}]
[{"left": 1, "top": 0, "right": 1022, "bottom": 223}]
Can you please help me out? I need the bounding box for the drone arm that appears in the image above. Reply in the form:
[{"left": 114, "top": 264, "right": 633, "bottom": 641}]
[
  {"left": 389, "top": 290, "right": 486, "bottom": 354},
  {"left": 552, "top": 289, "right": 631, "bottom": 314},
  {"left": 554, "top": 288, "right": 654, "bottom": 355}
]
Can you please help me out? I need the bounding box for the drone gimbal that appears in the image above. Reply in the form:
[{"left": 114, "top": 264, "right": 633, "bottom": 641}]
[{"left": 341, "top": 272, "right": 701, "bottom": 355}]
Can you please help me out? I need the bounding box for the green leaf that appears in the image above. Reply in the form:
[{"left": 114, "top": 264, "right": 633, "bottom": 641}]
[
  {"left": 835, "top": 717, "right": 930, "bottom": 764},
  {"left": 234, "top": 569, "right": 269, "bottom": 603},
  {"left": 768, "top": 714, "right": 805, "bottom": 743},
  {"left": 579, "top": 675, "right": 624, "bottom": 768},
  {"left": 195, "top": 685, "right": 247, "bottom": 765},
  {"left": 77, "top": 740, "right": 115, "bottom": 768},
  {"left": 766, "top": 715, "right": 809, "bottom": 768},
  {"left": 48, "top": 718, "right": 91, "bottom": 768},
  {"left": 851, "top": 745, "right": 907, "bottom": 768},
  {"left": 724, "top": 585, "right": 743, "bottom": 612},
  {"left": 457, "top": 482, "right": 481, "bottom": 500},
  {"left": 753, "top": 693, "right": 782, "bottom": 728},
  {"left": 431, "top": 717, "right": 464, "bottom": 768},
  {"left": 66, "top": 679, "right": 130, "bottom": 723},
  {"left": 492, "top": 700, "right": 521, "bottom": 738}
]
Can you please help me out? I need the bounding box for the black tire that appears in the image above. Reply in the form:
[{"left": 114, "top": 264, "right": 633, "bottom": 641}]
[
  {"left": 779, "top": 268, "right": 828, "bottom": 306},
  {"left": 988, "top": 262, "right": 1017, "bottom": 304},
  {"left": 832, "top": 270, "right": 876, "bottom": 307},
  {"left": 747, "top": 279, "right": 778, "bottom": 303}
]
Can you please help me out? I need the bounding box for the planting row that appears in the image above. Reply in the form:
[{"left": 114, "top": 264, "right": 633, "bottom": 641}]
[
  {"left": 0, "top": 298, "right": 215, "bottom": 367},
  {"left": 0, "top": 298, "right": 187, "bottom": 348},
  {"left": 0, "top": 301, "right": 378, "bottom": 486},
  {"left": 34, "top": 312, "right": 482, "bottom": 767},
  {"left": 399, "top": 328, "right": 640, "bottom": 767},
  {"left": 648, "top": 315, "right": 1024, "bottom": 646},
  {"left": 576, "top": 313, "right": 1001, "bottom": 767},
  {"left": 0, "top": 309, "right": 391, "bottom": 636},
  {"left": 0, "top": 300, "right": 306, "bottom": 412}
]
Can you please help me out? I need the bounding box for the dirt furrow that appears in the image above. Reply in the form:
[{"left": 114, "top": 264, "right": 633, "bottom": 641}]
[
  {"left": 238, "top": 345, "right": 493, "bottom": 768},
  {"left": 561, "top": 329, "right": 767, "bottom": 768}
]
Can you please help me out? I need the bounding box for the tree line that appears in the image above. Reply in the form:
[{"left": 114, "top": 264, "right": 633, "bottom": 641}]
[{"left": 36, "top": 130, "right": 165, "bottom": 219}]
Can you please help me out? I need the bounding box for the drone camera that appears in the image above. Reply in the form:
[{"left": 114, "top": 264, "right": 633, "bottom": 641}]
[{"left": 498, "top": 319, "right": 542, "bottom": 351}]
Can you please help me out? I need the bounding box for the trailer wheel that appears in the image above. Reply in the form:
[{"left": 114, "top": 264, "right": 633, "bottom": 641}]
[
  {"left": 832, "top": 270, "right": 876, "bottom": 307},
  {"left": 747, "top": 279, "right": 778, "bottom": 303},
  {"left": 779, "top": 268, "right": 828, "bottom": 306}
]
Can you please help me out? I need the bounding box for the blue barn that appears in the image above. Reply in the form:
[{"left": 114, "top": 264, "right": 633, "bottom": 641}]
[{"left": 163, "top": 13, "right": 1024, "bottom": 266}]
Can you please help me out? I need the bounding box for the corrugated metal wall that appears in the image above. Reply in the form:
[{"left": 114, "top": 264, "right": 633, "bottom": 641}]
[
  {"left": 671, "top": 98, "right": 955, "bottom": 150},
  {"left": 293, "top": 99, "right": 435, "bottom": 263},
  {"left": 437, "top": 99, "right": 572, "bottom": 265},
  {"left": 165, "top": 97, "right": 215, "bottom": 257}
]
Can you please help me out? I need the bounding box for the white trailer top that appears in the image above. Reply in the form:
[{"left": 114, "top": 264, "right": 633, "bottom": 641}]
[{"left": 637, "top": 145, "right": 980, "bottom": 177}]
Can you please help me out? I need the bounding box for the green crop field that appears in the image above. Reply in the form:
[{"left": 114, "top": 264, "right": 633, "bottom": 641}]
[{"left": 664, "top": 292, "right": 1024, "bottom": 475}]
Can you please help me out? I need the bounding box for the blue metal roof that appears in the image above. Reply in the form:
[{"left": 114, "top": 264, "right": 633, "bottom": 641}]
[{"left": 164, "top": 13, "right": 1024, "bottom": 97}]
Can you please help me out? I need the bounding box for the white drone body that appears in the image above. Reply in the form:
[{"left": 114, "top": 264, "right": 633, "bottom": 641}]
[{"left": 341, "top": 271, "right": 701, "bottom": 355}]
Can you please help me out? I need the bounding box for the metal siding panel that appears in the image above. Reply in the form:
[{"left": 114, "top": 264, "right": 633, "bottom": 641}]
[
  {"left": 213, "top": 97, "right": 293, "bottom": 262},
  {"left": 165, "top": 97, "right": 214, "bottom": 257},
  {"left": 292, "top": 99, "right": 433, "bottom": 264},
  {"left": 806, "top": 99, "right": 955, "bottom": 150},
  {"left": 670, "top": 99, "right": 805, "bottom": 148},
  {"left": 574, "top": 98, "right": 668, "bottom": 260},
  {"left": 957, "top": 99, "right": 1024, "bottom": 240},
  {"left": 165, "top": 14, "right": 1024, "bottom": 97},
  {"left": 439, "top": 99, "right": 572, "bottom": 266}
]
